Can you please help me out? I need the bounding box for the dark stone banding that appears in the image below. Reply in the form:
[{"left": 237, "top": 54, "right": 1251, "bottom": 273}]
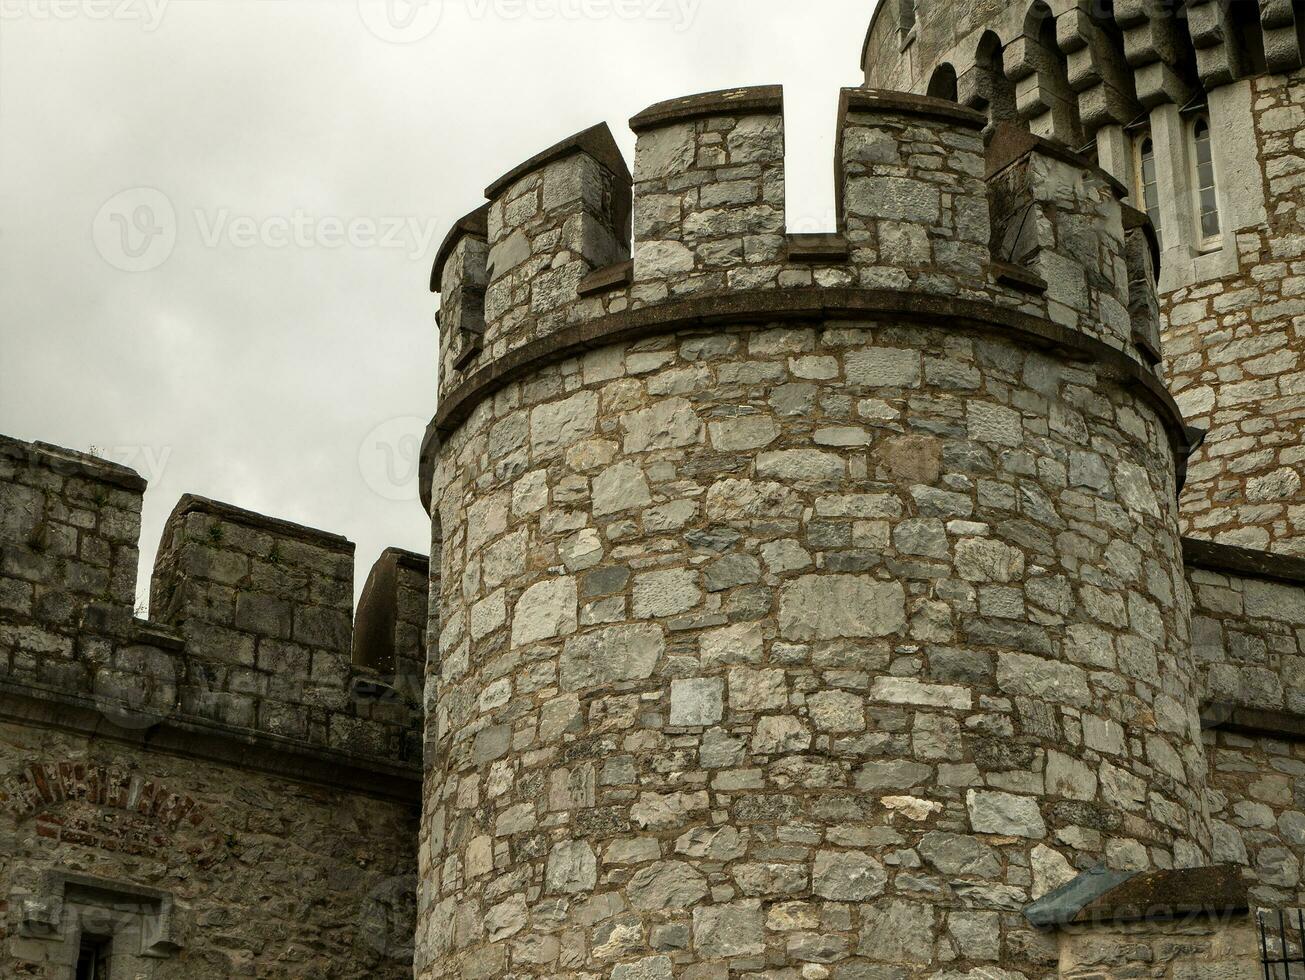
[
  {"left": 1183, "top": 537, "right": 1305, "bottom": 586},
  {"left": 163, "top": 494, "right": 354, "bottom": 554}
]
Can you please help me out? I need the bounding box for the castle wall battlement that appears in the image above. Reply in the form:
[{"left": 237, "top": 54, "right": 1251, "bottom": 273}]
[
  {"left": 431, "top": 87, "right": 1165, "bottom": 424},
  {"left": 0, "top": 435, "right": 426, "bottom": 796}
]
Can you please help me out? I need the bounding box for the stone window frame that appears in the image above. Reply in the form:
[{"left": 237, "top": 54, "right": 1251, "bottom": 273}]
[
  {"left": 15, "top": 871, "right": 184, "bottom": 978},
  {"left": 897, "top": 0, "right": 916, "bottom": 51},
  {"left": 1188, "top": 110, "right": 1223, "bottom": 251},
  {"left": 1139, "top": 80, "right": 1267, "bottom": 292},
  {"left": 1131, "top": 126, "right": 1165, "bottom": 250}
]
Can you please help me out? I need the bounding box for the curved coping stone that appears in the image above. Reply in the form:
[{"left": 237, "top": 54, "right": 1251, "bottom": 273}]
[
  {"left": 0, "top": 434, "right": 146, "bottom": 493},
  {"left": 629, "top": 84, "right": 785, "bottom": 133},
  {"left": 986, "top": 121, "right": 1131, "bottom": 200},
  {"left": 840, "top": 87, "right": 989, "bottom": 129},
  {"left": 484, "top": 121, "right": 631, "bottom": 201},
  {"left": 430, "top": 203, "right": 489, "bottom": 294},
  {"left": 1025, "top": 864, "right": 1249, "bottom": 928},
  {"left": 418, "top": 286, "right": 1194, "bottom": 512},
  {"left": 161, "top": 493, "right": 354, "bottom": 555}
]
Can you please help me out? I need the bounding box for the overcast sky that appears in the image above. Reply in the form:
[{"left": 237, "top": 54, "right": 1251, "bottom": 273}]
[{"left": 0, "top": 0, "right": 875, "bottom": 611}]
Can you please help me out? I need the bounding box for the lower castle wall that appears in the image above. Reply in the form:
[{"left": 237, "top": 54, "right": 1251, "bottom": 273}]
[
  {"left": 1055, "top": 912, "right": 1259, "bottom": 979},
  {"left": 421, "top": 315, "right": 1208, "bottom": 978},
  {"left": 1189, "top": 555, "right": 1305, "bottom": 906},
  {"left": 0, "top": 720, "right": 418, "bottom": 979}
]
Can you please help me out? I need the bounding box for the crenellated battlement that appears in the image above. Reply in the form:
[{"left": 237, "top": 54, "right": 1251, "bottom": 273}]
[
  {"left": 430, "top": 85, "right": 1164, "bottom": 425},
  {"left": 0, "top": 434, "right": 425, "bottom": 799}
]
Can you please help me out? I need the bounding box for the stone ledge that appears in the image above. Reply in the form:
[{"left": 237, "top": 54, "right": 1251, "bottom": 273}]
[
  {"left": 1183, "top": 537, "right": 1305, "bottom": 587},
  {"left": 431, "top": 204, "right": 489, "bottom": 294},
  {"left": 1026, "top": 864, "right": 1249, "bottom": 927},
  {"left": 421, "top": 287, "right": 1194, "bottom": 515},
  {"left": 577, "top": 260, "right": 634, "bottom": 297},
  {"left": 1201, "top": 702, "right": 1305, "bottom": 739},
  {"left": 629, "top": 85, "right": 785, "bottom": 133},
  {"left": 0, "top": 434, "right": 147, "bottom": 493},
  {"left": 0, "top": 680, "right": 421, "bottom": 805},
  {"left": 786, "top": 233, "right": 850, "bottom": 263},
  {"left": 164, "top": 493, "right": 354, "bottom": 554}
]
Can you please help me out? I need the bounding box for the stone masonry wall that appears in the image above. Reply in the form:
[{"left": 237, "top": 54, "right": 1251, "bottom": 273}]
[
  {"left": 432, "top": 88, "right": 1165, "bottom": 414},
  {"left": 0, "top": 434, "right": 424, "bottom": 976},
  {"left": 0, "top": 435, "right": 423, "bottom": 764},
  {"left": 1055, "top": 911, "right": 1259, "bottom": 979},
  {"left": 419, "top": 314, "right": 1208, "bottom": 979},
  {"left": 1166, "top": 67, "right": 1305, "bottom": 558},
  {"left": 0, "top": 720, "right": 417, "bottom": 978},
  {"left": 1187, "top": 552, "right": 1305, "bottom": 906},
  {"left": 859, "top": 2, "right": 1305, "bottom": 558}
]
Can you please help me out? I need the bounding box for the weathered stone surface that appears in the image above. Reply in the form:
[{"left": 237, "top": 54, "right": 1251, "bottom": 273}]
[{"left": 779, "top": 576, "right": 906, "bottom": 639}]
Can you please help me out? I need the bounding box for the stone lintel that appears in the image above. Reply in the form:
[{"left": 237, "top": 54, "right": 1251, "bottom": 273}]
[
  {"left": 629, "top": 85, "right": 785, "bottom": 133},
  {"left": 431, "top": 203, "right": 490, "bottom": 294}
]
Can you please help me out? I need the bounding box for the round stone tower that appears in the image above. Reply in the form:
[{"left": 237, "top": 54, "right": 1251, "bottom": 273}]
[
  {"left": 416, "top": 87, "right": 1211, "bottom": 978},
  {"left": 863, "top": 0, "right": 1305, "bottom": 557}
]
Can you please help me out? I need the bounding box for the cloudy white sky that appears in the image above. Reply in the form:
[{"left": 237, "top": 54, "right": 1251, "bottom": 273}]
[{"left": 0, "top": 0, "right": 874, "bottom": 610}]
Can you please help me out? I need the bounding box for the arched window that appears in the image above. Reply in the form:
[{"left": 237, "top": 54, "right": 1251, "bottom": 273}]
[
  {"left": 974, "top": 30, "right": 1017, "bottom": 125},
  {"left": 898, "top": 0, "right": 916, "bottom": 35},
  {"left": 1191, "top": 115, "right": 1221, "bottom": 245},
  {"left": 1135, "top": 134, "right": 1164, "bottom": 249},
  {"left": 927, "top": 64, "right": 959, "bottom": 102},
  {"left": 1024, "top": 1, "right": 1083, "bottom": 145}
]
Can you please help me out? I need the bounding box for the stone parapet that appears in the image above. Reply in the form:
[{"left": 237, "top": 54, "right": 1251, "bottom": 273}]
[
  {"left": 0, "top": 435, "right": 426, "bottom": 794},
  {"left": 429, "top": 86, "right": 1166, "bottom": 410}
]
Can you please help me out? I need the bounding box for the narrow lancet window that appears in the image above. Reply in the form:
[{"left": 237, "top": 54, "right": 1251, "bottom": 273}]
[
  {"left": 1193, "top": 116, "right": 1221, "bottom": 245},
  {"left": 1136, "top": 135, "right": 1163, "bottom": 250}
]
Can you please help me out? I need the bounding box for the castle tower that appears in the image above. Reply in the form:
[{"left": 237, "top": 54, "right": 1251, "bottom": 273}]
[
  {"left": 862, "top": 0, "right": 1305, "bottom": 558},
  {"left": 417, "top": 88, "right": 1212, "bottom": 977}
]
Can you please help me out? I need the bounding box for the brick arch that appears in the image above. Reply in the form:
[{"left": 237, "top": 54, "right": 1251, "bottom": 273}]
[{"left": 3, "top": 762, "right": 210, "bottom": 855}]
